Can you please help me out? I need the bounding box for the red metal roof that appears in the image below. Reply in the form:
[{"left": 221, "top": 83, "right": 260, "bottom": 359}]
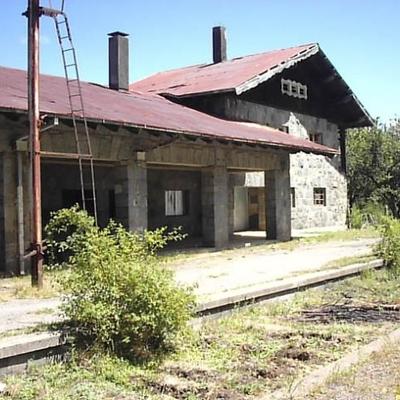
[
  {"left": 130, "top": 43, "right": 317, "bottom": 96},
  {"left": 0, "top": 66, "right": 337, "bottom": 155}
]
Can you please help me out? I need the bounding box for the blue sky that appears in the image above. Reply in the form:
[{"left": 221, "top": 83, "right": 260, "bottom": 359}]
[{"left": 1, "top": 1, "right": 399, "bottom": 123}]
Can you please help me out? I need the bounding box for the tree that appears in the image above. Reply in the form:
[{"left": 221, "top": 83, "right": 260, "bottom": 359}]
[{"left": 347, "top": 120, "right": 400, "bottom": 217}]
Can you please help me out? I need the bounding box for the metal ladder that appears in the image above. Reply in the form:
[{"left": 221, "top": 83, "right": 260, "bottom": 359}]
[{"left": 42, "top": 6, "right": 98, "bottom": 223}]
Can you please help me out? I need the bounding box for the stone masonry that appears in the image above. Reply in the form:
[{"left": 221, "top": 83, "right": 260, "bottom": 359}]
[{"left": 223, "top": 97, "right": 347, "bottom": 230}]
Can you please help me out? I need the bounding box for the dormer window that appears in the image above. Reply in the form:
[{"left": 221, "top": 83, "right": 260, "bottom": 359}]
[
  {"left": 281, "top": 78, "right": 308, "bottom": 100},
  {"left": 309, "top": 133, "right": 323, "bottom": 144},
  {"left": 279, "top": 125, "right": 289, "bottom": 134}
]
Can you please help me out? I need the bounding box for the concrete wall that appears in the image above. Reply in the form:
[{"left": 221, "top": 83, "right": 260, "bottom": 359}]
[
  {"left": 201, "top": 166, "right": 229, "bottom": 248},
  {"left": 0, "top": 154, "right": 6, "bottom": 273},
  {"left": 41, "top": 163, "right": 117, "bottom": 228},
  {"left": 0, "top": 153, "right": 18, "bottom": 275},
  {"left": 233, "top": 187, "right": 249, "bottom": 231},
  {"left": 222, "top": 97, "right": 347, "bottom": 230},
  {"left": 147, "top": 168, "right": 202, "bottom": 237},
  {"left": 265, "top": 153, "right": 291, "bottom": 241}
]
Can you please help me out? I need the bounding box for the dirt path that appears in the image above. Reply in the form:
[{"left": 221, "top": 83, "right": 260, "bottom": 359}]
[{"left": 307, "top": 346, "right": 400, "bottom": 400}]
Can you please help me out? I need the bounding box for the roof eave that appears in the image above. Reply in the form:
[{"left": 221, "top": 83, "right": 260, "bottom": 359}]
[
  {"left": 235, "top": 44, "right": 320, "bottom": 95},
  {"left": 316, "top": 49, "right": 375, "bottom": 129},
  {"left": 0, "top": 106, "right": 336, "bottom": 157}
]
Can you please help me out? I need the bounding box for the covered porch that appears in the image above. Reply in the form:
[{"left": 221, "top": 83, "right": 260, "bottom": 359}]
[{"left": 0, "top": 115, "right": 292, "bottom": 275}]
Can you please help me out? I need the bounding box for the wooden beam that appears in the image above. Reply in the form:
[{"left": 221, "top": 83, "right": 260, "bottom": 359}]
[{"left": 330, "top": 94, "right": 353, "bottom": 107}]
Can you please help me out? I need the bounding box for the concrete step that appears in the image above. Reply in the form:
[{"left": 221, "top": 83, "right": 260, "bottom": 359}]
[
  {"left": 0, "top": 331, "right": 67, "bottom": 376},
  {"left": 196, "top": 259, "right": 384, "bottom": 315}
]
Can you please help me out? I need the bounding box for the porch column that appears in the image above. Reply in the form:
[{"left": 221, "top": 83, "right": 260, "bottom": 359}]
[
  {"left": 228, "top": 174, "right": 235, "bottom": 238},
  {"left": 127, "top": 157, "right": 147, "bottom": 232},
  {"left": 264, "top": 153, "right": 291, "bottom": 241},
  {"left": 115, "top": 152, "right": 147, "bottom": 232},
  {"left": 0, "top": 152, "right": 18, "bottom": 275},
  {"left": 201, "top": 165, "right": 229, "bottom": 248}
]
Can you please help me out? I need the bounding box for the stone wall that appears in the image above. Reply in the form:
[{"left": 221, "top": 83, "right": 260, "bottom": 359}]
[{"left": 222, "top": 97, "right": 347, "bottom": 230}]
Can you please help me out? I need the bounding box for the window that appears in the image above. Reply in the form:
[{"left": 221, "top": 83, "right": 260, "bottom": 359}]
[
  {"left": 281, "top": 80, "right": 290, "bottom": 94},
  {"left": 280, "top": 125, "right": 289, "bottom": 134},
  {"left": 165, "top": 190, "right": 189, "bottom": 216},
  {"left": 290, "top": 188, "right": 296, "bottom": 208},
  {"left": 313, "top": 188, "right": 326, "bottom": 206},
  {"left": 309, "top": 133, "right": 323, "bottom": 144},
  {"left": 281, "top": 78, "right": 308, "bottom": 99},
  {"left": 298, "top": 85, "right": 307, "bottom": 98}
]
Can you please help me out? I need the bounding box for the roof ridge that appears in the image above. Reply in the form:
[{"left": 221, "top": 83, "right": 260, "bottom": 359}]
[
  {"left": 130, "top": 42, "right": 319, "bottom": 86},
  {"left": 229, "top": 42, "right": 318, "bottom": 62}
]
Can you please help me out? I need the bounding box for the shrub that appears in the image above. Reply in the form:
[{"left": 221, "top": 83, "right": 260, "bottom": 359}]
[
  {"left": 349, "top": 202, "right": 388, "bottom": 229},
  {"left": 349, "top": 206, "right": 364, "bottom": 229},
  {"left": 377, "top": 216, "right": 400, "bottom": 276},
  {"left": 45, "top": 207, "right": 195, "bottom": 360}
]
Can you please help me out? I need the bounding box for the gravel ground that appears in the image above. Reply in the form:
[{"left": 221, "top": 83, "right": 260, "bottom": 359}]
[{"left": 307, "top": 346, "right": 400, "bottom": 400}]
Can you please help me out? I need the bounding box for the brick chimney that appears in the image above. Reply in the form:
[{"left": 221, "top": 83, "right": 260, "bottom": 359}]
[
  {"left": 213, "top": 26, "right": 227, "bottom": 63},
  {"left": 108, "top": 31, "right": 129, "bottom": 90}
]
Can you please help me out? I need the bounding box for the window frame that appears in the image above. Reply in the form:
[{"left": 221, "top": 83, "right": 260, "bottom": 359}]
[
  {"left": 281, "top": 78, "right": 308, "bottom": 100},
  {"left": 290, "top": 187, "right": 296, "bottom": 208},
  {"left": 164, "top": 190, "right": 189, "bottom": 216},
  {"left": 313, "top": 188, "right": 326, "bottom": 206},
  {"left": 309, "top": 133, "right": 323, "bottom": 144}
]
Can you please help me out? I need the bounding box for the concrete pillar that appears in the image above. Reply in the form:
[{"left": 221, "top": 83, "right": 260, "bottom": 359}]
[
  {"left": 264, "top": 153, "right": 291, "bottom": 241},
  {"left": 127, "top": 158, "right": 147, "bottom": 232},
  {"left": 0, "top": 152, "right": 18, "bottom": 275},
  {"left": 114, "top": 153, "right": 147, "bottom": 232},
  {"left": 201, "top": 165, "right": 229, "bottom": 248},
  {"left": 228, "top": 174, "right": 235, "bottom": 238}
]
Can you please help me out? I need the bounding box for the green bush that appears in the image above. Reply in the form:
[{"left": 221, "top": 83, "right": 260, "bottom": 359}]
[
  {"left": 349, "top": 206, "right": 364, "bottom": 229},
  {"left": 349, "top": 202, "right": 388, "bottom": 229},
  {"left": 45, "top": 207, "right": 195, "bottom": 360},
  {"left": 377, "top": 216, "right": 400, "bottom": 276}
]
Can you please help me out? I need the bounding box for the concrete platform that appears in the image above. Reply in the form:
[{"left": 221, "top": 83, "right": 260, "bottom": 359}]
[
  {"left": 0, "top": 236, "right": 378, "bottom": 335},
  {"left": 0, "top": 331, "right": 67, "bottom": 376},
  {"left": 0, "top": 258, "right": 384, "bottom": 377},
  {"left": 197, "top": 259, "right": 384, "bottom": 315},
  {"left": 173, "top": 237, "right": 378, "bottom": 303}
]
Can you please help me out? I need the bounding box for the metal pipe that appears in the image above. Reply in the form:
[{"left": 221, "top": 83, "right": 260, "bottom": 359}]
[
  {"left": 28, "top": 0, "right": 43, "bottom": 288},
  {"left": 17, "top": 151, "right": 25, "bottom": 275}
]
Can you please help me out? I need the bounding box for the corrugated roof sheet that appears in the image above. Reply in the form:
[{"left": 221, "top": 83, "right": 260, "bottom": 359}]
[
  {"left": 129, "top": 43, "right": 317, "bottom": 96},
  {"left": 0, "top": 66, "right": 337, "bottom": 155}
]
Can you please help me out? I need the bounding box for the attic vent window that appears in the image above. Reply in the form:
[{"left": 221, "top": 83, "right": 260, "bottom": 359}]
[
  {"left": 309, "top": 133, "right": 323, "bottom": 144},
  {"left": 281, "top": 79, "right": 308, "bottom": 100}
]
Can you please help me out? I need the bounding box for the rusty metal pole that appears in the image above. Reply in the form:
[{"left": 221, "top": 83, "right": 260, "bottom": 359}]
[{"left": 28, "top": 0, "right": 44, "bottom": 288}]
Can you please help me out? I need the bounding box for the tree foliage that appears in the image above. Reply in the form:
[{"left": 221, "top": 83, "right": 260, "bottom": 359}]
[{"left": 347, "top": 119, "right": 400, "bottom": 217}]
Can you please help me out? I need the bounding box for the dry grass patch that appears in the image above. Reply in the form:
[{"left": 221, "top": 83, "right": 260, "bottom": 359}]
[{"left": 0, "top": 270, "right": 65, "bottom": 301}]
